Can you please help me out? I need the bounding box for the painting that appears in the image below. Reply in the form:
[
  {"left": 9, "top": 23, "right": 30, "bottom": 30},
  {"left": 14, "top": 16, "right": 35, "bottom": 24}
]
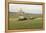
[{"left": 5, "top": 1, "right": 45, "bottom": 32}]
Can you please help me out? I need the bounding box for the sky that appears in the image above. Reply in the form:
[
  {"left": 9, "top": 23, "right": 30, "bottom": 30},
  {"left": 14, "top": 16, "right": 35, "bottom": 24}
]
[{"left": 9, "top": 4, "right": 42, "bottom": 14}]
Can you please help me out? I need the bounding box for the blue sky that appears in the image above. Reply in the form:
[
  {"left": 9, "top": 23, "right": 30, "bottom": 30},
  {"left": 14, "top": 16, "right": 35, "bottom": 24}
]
[{"left": 9, "top": 4, "right": 42, "bottom": 14}]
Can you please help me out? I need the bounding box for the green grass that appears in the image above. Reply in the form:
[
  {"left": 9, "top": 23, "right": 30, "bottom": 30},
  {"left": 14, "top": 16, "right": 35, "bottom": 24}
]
[{"left": 8, "top": 12, "right": 43, "bottom": 30}]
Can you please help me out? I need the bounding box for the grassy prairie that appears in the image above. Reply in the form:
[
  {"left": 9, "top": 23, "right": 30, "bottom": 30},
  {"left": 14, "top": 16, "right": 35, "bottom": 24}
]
[{"left": 8, "top": 12, "right": 43, "bottom": 30}]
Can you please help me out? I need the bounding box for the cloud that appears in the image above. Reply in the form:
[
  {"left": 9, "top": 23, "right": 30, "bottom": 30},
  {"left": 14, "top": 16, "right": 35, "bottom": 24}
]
[{"left": 9, "top": 4, "right": 42, "bottom": 14}]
